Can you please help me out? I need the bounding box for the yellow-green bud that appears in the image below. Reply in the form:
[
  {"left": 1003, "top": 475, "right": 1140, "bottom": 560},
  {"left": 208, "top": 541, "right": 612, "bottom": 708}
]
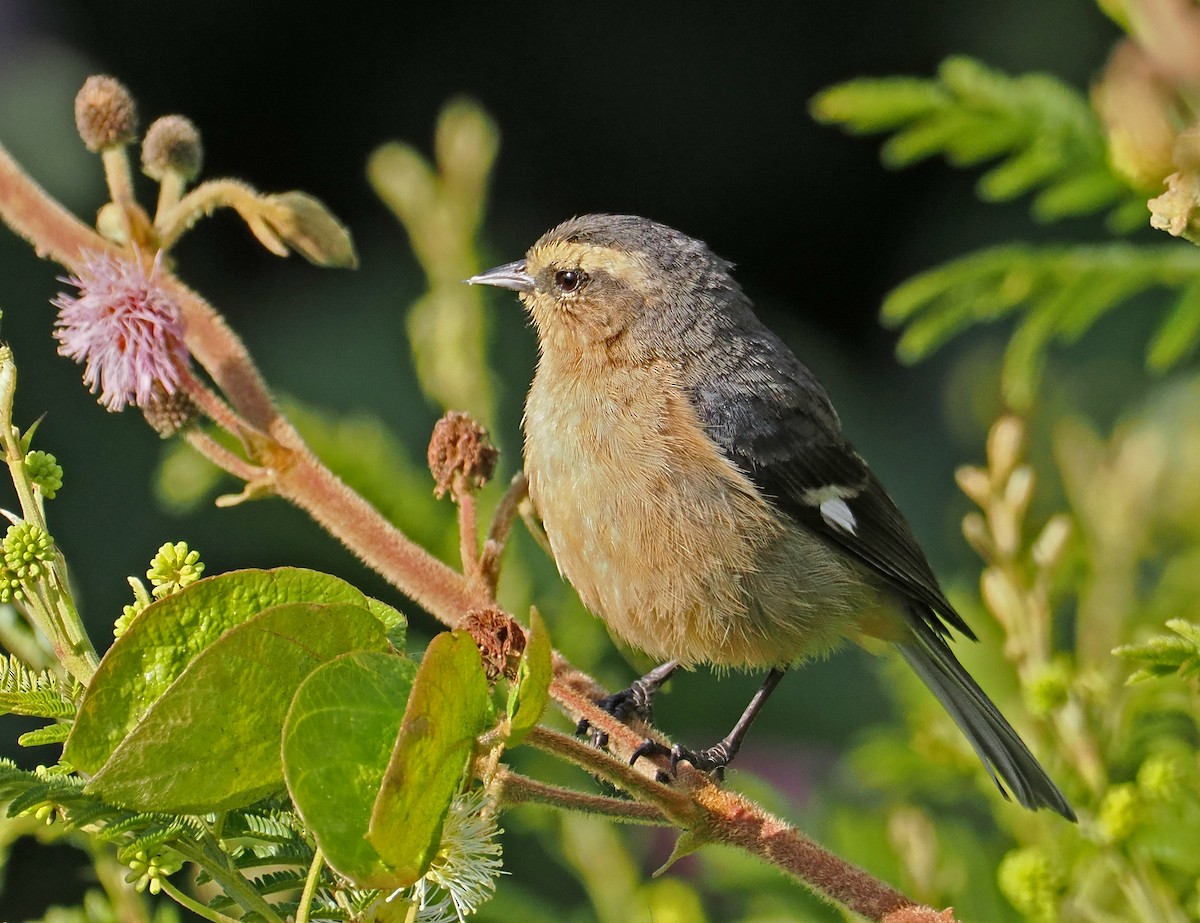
[
  {"left": 1137, "top": 751, "right": 1189, "bottom": 801},
  {"left": 1024, "top": 658, "right": 1072, "bottom": 717},
  {"left": 1097, "top": 782, "right": 1142, "bottom": 844},
  {"left": 998, "top": 847, "right": 1064, "bottom": 923},
  {"left": 0, "top": 568, "right": 23, "bottom": 603},
  {"left": 25, "top": 451, "right": 63, "bottom": 500},
  {"left": 3, "top": 522, "right": 55, "bottom": 580},
  {"left": 142, "top": 115, "right": 203, "bottom": 182},
  {"left": 74, "top": 75, "right": 138, "bottom": 152},
  {"left": 147, "top": 541, "right": 204, "bottom": 598}
]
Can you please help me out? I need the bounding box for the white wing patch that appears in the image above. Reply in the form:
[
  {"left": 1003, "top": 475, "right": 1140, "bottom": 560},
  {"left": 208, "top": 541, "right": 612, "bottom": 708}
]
[{"left": 819, "top": 497, "right": 858, "bottom": 535}]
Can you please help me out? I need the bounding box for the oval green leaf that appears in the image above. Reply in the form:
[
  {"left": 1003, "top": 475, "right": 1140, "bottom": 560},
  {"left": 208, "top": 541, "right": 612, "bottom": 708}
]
[
  {"left": 67, "top": 567, "right": 403, "bottom": 775},
  {"left": 283, "top": 650, "right": 418, "bottom": 886},
  {"left": 85, "top": 602, "right": 388, "bottom": 812},
  {"left": 506, "top": 607, "right": 550, "bottom": 747},
  {"left": 367, "top": 630, "right": 491, "bottom": 885}
]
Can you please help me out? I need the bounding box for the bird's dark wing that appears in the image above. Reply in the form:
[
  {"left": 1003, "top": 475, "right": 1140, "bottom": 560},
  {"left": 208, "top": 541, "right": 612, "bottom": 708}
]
[{"left": 685, "top": 344, "right": 974, "bottom": 642}]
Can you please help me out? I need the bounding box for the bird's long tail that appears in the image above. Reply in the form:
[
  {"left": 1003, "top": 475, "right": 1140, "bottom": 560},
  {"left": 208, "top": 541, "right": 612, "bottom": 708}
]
[{"left": 897, "top": 619, "right": 1076, "bottom": 820}]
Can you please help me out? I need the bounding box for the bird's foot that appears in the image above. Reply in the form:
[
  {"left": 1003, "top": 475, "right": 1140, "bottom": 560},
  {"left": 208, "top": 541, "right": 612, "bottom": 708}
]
[
  {"left": 630, "top": 738, "right": 730, "bottom": 783},
  {"left": 576, "top": 679, "right": 657, "bottom": 749},
  {"left": 575, "top": 661, "right": 679, "bottom": 750}
]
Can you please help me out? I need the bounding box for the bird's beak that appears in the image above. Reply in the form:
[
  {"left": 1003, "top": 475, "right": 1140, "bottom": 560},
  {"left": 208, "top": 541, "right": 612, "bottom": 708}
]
[{"left": 465, "top": 259, "right": 536, "bottom": 293}]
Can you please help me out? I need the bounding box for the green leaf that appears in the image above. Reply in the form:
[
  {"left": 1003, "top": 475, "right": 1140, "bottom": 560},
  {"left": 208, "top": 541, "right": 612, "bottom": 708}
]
[
  {"left": 506, "top": 608, "right": 551, "bottom": 747},
  {"left": 0, "top": 655, "right": 76, "bottom": 719},
  {"left": 84, "top": 602, "right": 388, "bottom": 812},
  {"left": 1115, "top": 620, "right": 1200, "bottom": 683},
  {"left": 1032, "top": 168, "right": 1129, "bottom": 221},
  {"left": 1147, "top": 278, "right": 1200, "bottom": 370},
  {"left": 367, "top": 631, "right": 491, "bottom": 886},
  {"left": 809, "top": 78, "right": 949, "bottom": 133},
  {"left": 68, "top": 567, "right": 396, "bottom": 776},
  {"left": 282, "top": 650, "right": 418, "bottom": 886},
  {"left": 813, "top": 54, "right": 1135, "bottom": 222},
  {"left": 881, "top": 242, "right": 1200, "bottom": 401},
  {"left": 17, "top": 723, "right": 70, "bottom": 747}
]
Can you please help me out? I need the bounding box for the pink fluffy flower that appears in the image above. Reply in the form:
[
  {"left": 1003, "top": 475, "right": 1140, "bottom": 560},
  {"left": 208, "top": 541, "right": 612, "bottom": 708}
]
[{"left": 52, "top": 252, "right": 190, "bottom": 412}]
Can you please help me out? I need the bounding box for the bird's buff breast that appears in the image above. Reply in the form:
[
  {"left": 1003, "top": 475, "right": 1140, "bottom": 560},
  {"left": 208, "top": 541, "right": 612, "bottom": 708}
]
[{"left": 524, "top": 357, "right": 860, "bottom": 668}]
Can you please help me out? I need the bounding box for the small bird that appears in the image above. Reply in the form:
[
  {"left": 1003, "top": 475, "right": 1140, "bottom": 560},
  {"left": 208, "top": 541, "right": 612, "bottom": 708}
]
[{"left": 469, "top": 214, "right": 1074, "bottom": 819}]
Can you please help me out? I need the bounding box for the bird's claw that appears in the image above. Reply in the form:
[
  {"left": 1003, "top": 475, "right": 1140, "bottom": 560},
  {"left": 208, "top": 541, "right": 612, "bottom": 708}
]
[
  {"left": 575, "top": 680, "right": 658, "bottom": 750},
  {"left": 630, "top": 738, "right": 728, "bottom": 783}
]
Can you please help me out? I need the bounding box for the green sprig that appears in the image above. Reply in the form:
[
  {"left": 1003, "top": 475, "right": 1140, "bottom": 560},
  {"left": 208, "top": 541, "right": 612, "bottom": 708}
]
[
  {"left": 1115, "top": 619, "right": 1200, "bottom": 683},
  {"left": 811, "top": 55, "right": 1143, "bottom": 224}
]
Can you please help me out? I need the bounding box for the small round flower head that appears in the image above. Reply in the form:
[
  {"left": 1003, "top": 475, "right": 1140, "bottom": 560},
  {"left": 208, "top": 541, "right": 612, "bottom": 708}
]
[
  {"left": 428, "top": 412, "right": 499, "bottom": 500},
  {"left": 997, "top": 847, "right": 1064, "bottom": 923},
  {"left": 52, "top": 252, "right": 190, "bottom": 412},
  {"left": 0, "top": 568, "right": 23, "bottom": 604},
  {"left": 3, "top": 522, "right": 55, "bottom": 581},
  {"left": 24, "top": 451, "right": 64, "bottom": 500},
  {"left": 142, "top": 115, "right": 203, "bottom": 182},
  {"left": 147, "top": 541, "right": 204, "bottom": 598},
  {"left": 75, "top": 75, "right": 138, "bottom": 152}
]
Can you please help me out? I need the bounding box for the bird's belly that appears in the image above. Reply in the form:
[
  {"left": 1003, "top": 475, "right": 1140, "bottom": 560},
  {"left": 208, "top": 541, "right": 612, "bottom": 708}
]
[{"left": 524, "top": 365, "right": 868, "bottom": 668}]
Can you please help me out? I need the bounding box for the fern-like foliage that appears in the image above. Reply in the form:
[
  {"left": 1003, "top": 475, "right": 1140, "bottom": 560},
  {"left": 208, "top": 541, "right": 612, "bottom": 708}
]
[
  {"left": 0, "top": 654, "right": 79, "bottom": 719},
  {"left": 811, "top": 55, "right": 1145, "bottom": 227},
  {"left": 811, "top": 55, "right": 1200, "bottom": 408},
  {"left": 1116, "top": 619, "right": 1200, "bottom": 683},
  {"left": 883, "top": 242, "right": 1200, "bottom": 408}
]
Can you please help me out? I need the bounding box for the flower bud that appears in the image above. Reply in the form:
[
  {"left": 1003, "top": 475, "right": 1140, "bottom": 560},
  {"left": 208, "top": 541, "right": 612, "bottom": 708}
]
[
  {"left": 142, "top": 115, "right": 203, "bottom": 182},
  {"left": 25, "top": 451, "right": 64, "bottom": 500},
  {"left": 955, "top": 464, "right": 992, "bottom": 507},
  {"left": 981, "top": 566, "right": 1024, "bottom": 630},
  {"left": 428, "top": 411, "right": 499, "bottom": 500},
  {"left": 1097, "top": 782, "right": 1142, "bottom": 844},
  {"left": 987, "top": 415, "right": 1025, "bottom": 483},
  {"left": 1032, "top": 513, "right": 1072, "bottom": 571},
  {"left": 1024, "top": 658, "right": 1072, "bottom": 717},
  {"left": 3, "top": 522, "right": 55, "bottom": 580},
  {"left": 1137, "top": 750, "right": 1190, "bottom": 801},
  {"left": 997, "top": 847, "right": 1064, "bottom": 923},
  {"left": 461, "top": 606, "right": 526, "bottom": 682},
  {"left": 142, "top": 387, "right": 199, "bottom": 437},
  {"left": 75, "top": 75, "right": 138, "bottom": 152}
]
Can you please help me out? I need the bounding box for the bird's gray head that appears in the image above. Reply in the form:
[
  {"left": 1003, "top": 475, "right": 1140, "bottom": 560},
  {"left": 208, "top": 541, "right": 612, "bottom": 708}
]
[{"left": 468, "top": 214, "right": 753, "bottom": 363}]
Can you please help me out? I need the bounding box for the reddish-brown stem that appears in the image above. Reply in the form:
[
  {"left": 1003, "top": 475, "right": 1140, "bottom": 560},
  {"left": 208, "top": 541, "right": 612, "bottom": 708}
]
[
  {"left": 690, "top": 782, "right": 920, "bottom": 920},
  {"left": 455, "top": 478, "right": 481, "bottom": 582},
  {"left": 183, "top": 429, "right": 264, "bottom": 484},
  {"left": 493, "top": 766, "right": 668, "bottom": 824},
  {"left": 544, "top": 661, "right": 944, "bottom": 922},
  {"left": 163, "top": 275, "right": 279, "bottom": 431},
  {"left": 265, "top": 438, "right": 485, "bottom": 624},
  {"left": 0, "top": 141, "right": 114, "bottom": 269},
  {"left": 179, "top": 369, "right": 259, "bottom": 442},
  {"left": 479, "top": 472, "right": 527, "bottom": 594}
]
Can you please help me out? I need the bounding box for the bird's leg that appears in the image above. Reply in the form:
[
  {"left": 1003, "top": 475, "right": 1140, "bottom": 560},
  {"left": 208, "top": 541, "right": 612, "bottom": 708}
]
[
  {"left": 577, "top": 660, "right": 680, "bottom": 749},
  {"left": 632, "top": 667, "right": 786, "bottom": 780}
]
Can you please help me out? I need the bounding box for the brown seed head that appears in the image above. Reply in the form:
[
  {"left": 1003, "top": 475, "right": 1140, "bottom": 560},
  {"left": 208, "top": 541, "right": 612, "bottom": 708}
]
[
  {"left": 75, "top": 75, "right": 138, "bottom": 152},
  {"left": 142, "top": 115, "right": 203, "bottom": 182},
  {"left": 460, "top": 606, "right": 527, "bottom": 682},
  {"left": 428, "top": 411, "right": 499, "bottom": 499},
  {"left": 142, "top": 386, "right": 198, "bottom": 437}
]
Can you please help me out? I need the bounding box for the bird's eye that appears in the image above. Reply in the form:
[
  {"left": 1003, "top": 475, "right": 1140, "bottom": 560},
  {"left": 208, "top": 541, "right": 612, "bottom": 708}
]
[{"left": 553, "top": 269, "right": 588, "bottom": 293}]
